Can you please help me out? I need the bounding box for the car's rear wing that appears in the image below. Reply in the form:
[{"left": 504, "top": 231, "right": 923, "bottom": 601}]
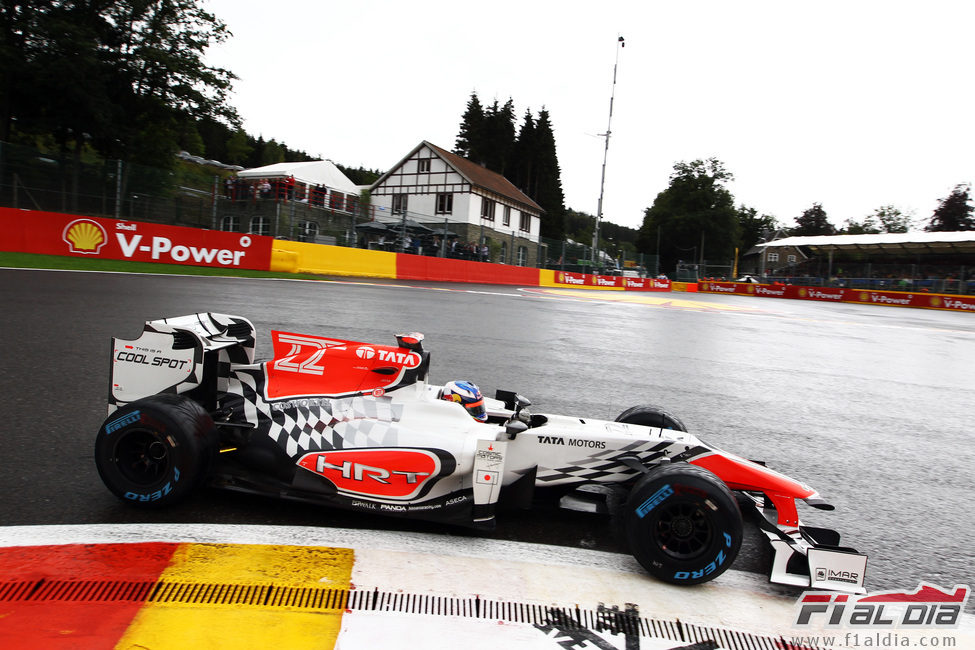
[{"left": 109, "top": 313, "right": 255, "bottom": 412}]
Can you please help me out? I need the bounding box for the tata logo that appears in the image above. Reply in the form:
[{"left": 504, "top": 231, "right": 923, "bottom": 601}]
[
  {"left": 63, "top": 219, "right": 108, "bottom": 254},
  {"left": 356, "top": 346, "right": 376, "bottom": 359},
  {"left": 377, "top": 349, "right": 421, "bottom": 367},
  {"left": 297, "top": 448, "right": 447, "bottom": 500}
]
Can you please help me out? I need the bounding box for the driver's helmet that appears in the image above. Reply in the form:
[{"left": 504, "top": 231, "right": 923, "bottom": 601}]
[{"left": 441, "top": 380, "right": 487, "bottom": 422}]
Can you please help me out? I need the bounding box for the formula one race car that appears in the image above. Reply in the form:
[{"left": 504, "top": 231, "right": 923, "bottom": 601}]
[{"left": 95, "top": 313, "right": 868, "bottom": 592}]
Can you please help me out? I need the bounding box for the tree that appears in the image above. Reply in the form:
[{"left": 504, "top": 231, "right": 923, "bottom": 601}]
[
  {"left": 842, "top": 205, "right": 913, "bottom": 234},
  {"left": 2, "top": 0, "right": 238, "bottom": 169},
  {"left": 792, "top": 203, "right": 836, "bottom": 236},
  {"left": 842, "top": 214, "right": 880, "bottom": 235},
  {"left": 925, "top": 184, "right": 975, "bottom": 231},
  {"left": 508, "top": 109, "right": 536, "bottom": 196},
  {"left": 530, "top": 108, "right": 565, "bottom": 238},
  {"left": 453, "top": 92, "right": 484, "bottom": 160},
  {"left": 481, "top": 98, "right": 516, "bottom": 174},
  {"left": 873, "top": 205, "right": 912, "bottom": 233},
  {"left": 225, "top": 129, "right": 253, "bottom": 166},
  {"left": 737, "top": 206, "right": 779, "bottom": 253},
  {"left": 637, "top": 158, "right": 739, "bottom": 273}
]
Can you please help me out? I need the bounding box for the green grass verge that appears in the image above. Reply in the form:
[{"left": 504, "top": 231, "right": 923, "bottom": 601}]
[{"left": 0, "top": 251, "right": 335, "bottom": 281}]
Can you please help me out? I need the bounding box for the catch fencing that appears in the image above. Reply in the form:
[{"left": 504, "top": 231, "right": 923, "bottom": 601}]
[{"left": 0, "top": 141, "right": 656, "bottom": 276}]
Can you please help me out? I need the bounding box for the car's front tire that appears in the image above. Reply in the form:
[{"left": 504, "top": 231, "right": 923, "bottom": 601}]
[
  {"left": 624, "top": 463, "right": 743, "bottom": 585},
  {"left": 615, "top": 404, "right": 688, "bottom": 432},
  {"left": 94, "top": 394, "right": 216, "bottom": 508}
]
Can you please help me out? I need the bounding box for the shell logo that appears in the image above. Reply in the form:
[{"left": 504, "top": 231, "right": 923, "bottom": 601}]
[
  {"left": 63, "top": 219, "right": 108, "bottom": 254},
  {"left": 858, "top": 291, "right": 869, "bottom": 301},
  {"left": 798, "top": 288, "right": 807, "bottom": 298},
  {"left": 557, "top": 272, "right": 565, "bottom": 283},
  {"left": 747, "top": 285, "right": 755, "bottom": 294},
  {"left": 930, "top": 296, "right": 941, "bottom": 308}
]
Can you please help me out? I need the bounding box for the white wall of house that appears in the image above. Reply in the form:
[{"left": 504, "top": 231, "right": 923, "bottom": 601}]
[{"left": 370, "top": 144, "right": 540, "bottom": 243}]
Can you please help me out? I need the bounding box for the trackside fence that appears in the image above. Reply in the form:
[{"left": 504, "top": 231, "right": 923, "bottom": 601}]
[{"left": 0, "top": 141, "right": 655, "bottom": 276}]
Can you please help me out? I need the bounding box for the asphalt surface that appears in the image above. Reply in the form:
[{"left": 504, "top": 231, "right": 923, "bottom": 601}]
[{"left": 1, "top": 268, "right": 973, "bottom": 598}]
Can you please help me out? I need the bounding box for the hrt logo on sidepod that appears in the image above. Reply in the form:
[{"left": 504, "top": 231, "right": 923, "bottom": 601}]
[{"left": 297, "top": 448, "right": 447, "bottom": 500}]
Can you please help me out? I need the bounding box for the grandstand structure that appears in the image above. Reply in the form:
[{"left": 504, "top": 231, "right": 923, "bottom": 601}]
[{"left": 752, "top": 232, "right": 975, "bottom": 294}]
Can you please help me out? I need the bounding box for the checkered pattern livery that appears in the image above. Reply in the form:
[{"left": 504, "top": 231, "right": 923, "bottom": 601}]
[
  {"left": 536, "top": 441, "right": 709, "bottom": 484},
  {"left": 227, "top": 368, "right": 405, "bottom": 458}
]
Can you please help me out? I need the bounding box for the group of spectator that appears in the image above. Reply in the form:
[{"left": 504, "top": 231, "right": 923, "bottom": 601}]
[
  {"left": 446, "top": 240, "right": 490, "bottom": 262},
  {"left": 221, "top": 175, "right": 355, "bottom": 213},
  {"left": 359, "top": 234, "right": 491, "bottom": 262},
  {"left": 224, "top": 175, "right": 296, "bottom": 202}
]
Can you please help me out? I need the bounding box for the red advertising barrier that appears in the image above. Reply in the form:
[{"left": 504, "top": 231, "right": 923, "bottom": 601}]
[
  {"left": 623, "top": 276, "right": 672, "bottom": 291},
  {"left": 551, "top": 270, "right": 671, "bottom": 291},
  {"left": 396, "top": 254, "right": 540, "bottom": 285},
  {"left": 698, "top": 281, "right": 975, "bottom": 313},
  {"left": 0, "top": 207, "right": 273, "bottom": 271}
]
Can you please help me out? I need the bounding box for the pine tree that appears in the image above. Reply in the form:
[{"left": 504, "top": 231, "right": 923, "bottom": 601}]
[
  {"left": 454, "top": 93, "right": 484, "bottom": 159},
  {"left": 482, "top": 98, "right": 515, "bottom": 174},
  {"left": 509, "top": 109, "right": 536, "bottom": 196},
  {"left": 531, "top": 109, "right": 566, "bottom": 238}
]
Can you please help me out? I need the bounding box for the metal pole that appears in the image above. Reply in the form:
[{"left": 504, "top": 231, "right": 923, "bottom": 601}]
[
  {"left": 211, "top": 175, "right": 218, "bottom": 229},
  {"left": 115, "top": 159, "right": 122, "bottom": 220},
  {"left": 591, "top": 36, "right": 624, "bottom": 267},
  {"left": 442, "top": 216, "right": 448, "bottom": 257}
]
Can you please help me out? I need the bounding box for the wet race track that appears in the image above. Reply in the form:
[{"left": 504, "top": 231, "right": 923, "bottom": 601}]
[{"left": 1, "top": 268, "right": 973, "bottom": 600}]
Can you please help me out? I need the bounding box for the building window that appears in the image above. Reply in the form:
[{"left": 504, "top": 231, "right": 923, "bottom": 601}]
[
  {"left": 502, "top": 205, "right": 511, "bottom": 226},
  {"left": 220, "top": 215, "right": 239, "bottom": 232},
  {"left": 787, "top": 254, "right": 797, "bottom": 263},
  {"left": 250, "top": 217, "right": 270, "bottom": 236},
  {"left": 436, "top": 193, "right": 453, "bottom": 215},
  {"left": 519, "top": 211, "right": 530, "bottom": 232},
  {"left": 392, "top": 193, "right": 408, "bottom": 215},
  {"left": 417, "top": 158, "right": 431, "bottom": 173},
  {"left": 516, "top": 245, "right": 527, "bottom": 266},
  {"left": 500, "top": 241, "right": 507, "bottom": 264},
  {"left": 481, "top": 198, "right": 495, "bottom": 221},
  {"left": 767, "top": 252, "right": 779, "bottom": 262}
]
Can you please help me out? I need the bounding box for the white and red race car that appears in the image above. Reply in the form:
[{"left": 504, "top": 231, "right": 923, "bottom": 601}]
[{"left": 96, "top": 313, "right": 868, "bottom": 592}]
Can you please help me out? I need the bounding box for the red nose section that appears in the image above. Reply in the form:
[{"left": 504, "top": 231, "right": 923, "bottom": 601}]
[
  {"left": 690, "top": 452, "right": 817, "bottom": 528},
  {"left": 691, "top": 453, "right": 815, "bottom": 498}
]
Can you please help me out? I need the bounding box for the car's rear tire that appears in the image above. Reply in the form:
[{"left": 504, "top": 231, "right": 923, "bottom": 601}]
[
  {"left": 615, "top": 404, "right": 687, "bottom": 432},
  {"left": 95, "top": 394, "right": 216, "bottom": 508},
  {"left": 624, "top": 463, "right": 743, "bottom": 585}
]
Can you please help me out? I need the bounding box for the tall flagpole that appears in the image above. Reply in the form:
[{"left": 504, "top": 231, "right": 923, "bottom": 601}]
[{"left": 592, "top": 35, "right": 624, "bottom": 268}]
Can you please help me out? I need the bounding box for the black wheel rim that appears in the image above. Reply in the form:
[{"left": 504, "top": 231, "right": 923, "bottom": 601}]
[
  {"left": 112, "top": 428, "right": 171, "bottom": 487},
  {"left": 653, "top": 500, "right": 713, "bottom": 560}
]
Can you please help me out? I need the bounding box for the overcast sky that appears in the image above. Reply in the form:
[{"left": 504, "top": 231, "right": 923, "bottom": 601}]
[{"left": 204, "top": 0, "right": 974, "bottom": 231}]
